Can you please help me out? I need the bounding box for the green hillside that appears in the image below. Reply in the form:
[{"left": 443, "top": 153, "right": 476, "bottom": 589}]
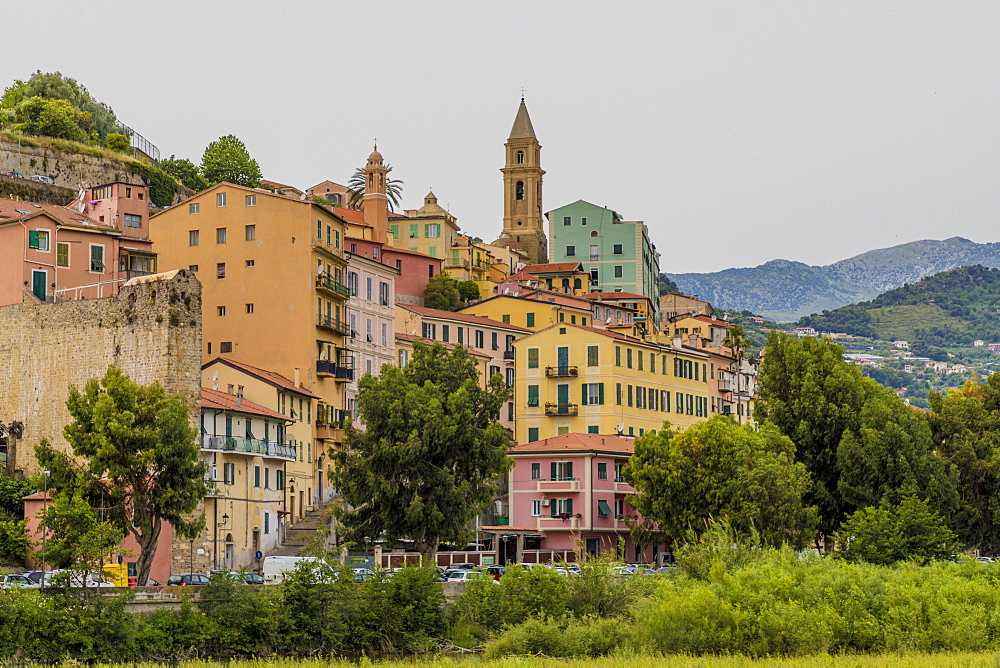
[{"left": 795, "top": 265, "right": 1000, "bottom": 347}]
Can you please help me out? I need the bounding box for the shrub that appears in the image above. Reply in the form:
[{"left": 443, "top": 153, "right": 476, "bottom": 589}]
[
  {"left": 105, "top": 132, "right": 131, "bottom": 153},
  {"left": 451, "top": 564, "right": 569, "bottom": 633},
  {"left": 484, "top": 616, "right": 630, "bottom": 658},
  {"left": 0, "top": 519, "right": 28, "bottom": 563}
]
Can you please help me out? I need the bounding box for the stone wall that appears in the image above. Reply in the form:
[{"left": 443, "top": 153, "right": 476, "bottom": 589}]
[
  {"left": 0, "top": 174, "right": 76, "bottom": 206},
  {"left": 0, "top": 141, "right": 194, "bottom": 204}
]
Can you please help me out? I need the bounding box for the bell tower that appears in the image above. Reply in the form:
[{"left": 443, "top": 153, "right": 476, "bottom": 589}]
[
  {"left": 501, "top": 98, "right": 547, "bottom": 264},
  {"left": 362, "top": 144, "right": 389, "bottom": 244}
]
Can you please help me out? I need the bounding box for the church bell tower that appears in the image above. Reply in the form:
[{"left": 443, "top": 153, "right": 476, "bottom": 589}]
[{"left": 501, "top": 98, "right": 548, "bottom": 264}]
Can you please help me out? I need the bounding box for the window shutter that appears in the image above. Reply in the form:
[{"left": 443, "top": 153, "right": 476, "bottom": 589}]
[
  {"left": 581, "top": 384, "right": 588, "bottom": 406},
  {"left": 566, "top": 498, "right": 573, "bottom": 515},
  {"left": 567, "top": 462, "right": 573, "bottom": 479},
  {"left": 550, "top": 462, "right": 557, "bottom": 481},
  {"left": 28, "top": 230, "right": 40, "bottom": 249},
  {"left": 254, "top": 466, "right": 261, "bottom": 487},
  {"left": 598, "top": 383, "right": 605, "bottom": 405}
]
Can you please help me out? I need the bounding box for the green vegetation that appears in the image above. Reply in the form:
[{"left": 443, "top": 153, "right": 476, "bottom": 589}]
[
  {"left": 201, "top": 134, "right": 262, "bottom": 188},
  {"left": 332, "top": 341, "right": 513, "bottom": 562},
  {"left": 35, "top": 366, "right": 208, "bottom": 584},
  {"left": 424, "top": 272, "right": 463, "bottom": 311},
  {"left": 127, "top": 159, "right": 178, "bottom": 207},
  {"left": 346, "top": 162, "right": 404, "bottom": 210},
  {"left": 2, "top": 71, "right": 119, "bottom": 141}
]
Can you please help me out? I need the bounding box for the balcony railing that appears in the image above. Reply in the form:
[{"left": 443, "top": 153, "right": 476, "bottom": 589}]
[
  {"left": 545, "top": 365, "right": 578, "bottom": 378},
  {"left": 544, "top": 403, "right": 579, "bottom": 416},
  {"left": 503, "top": 350, "right": 515, "bottom": 360},
  {"left": 202, "top": 435, "right": 296, "bottom": 461},
  {"left": 316, "top": 274, "right": 350, "bottom": 298},
  {"left": 445, "top": 258, "right": 469, "bottom": 269},
  {"left": 317, "top": 315, "right": 352, "bottom": 336},
  {"left": 316, "top": 359, "right": 354, "bottom": 380}
]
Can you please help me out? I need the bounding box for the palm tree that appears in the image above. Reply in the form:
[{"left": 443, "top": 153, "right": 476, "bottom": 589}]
[
  {"left": 345, "top": 165, "right": 404, "bottom": 211},
  {"left": 722, "top": 324, "right": 752, "bottom": 422}
]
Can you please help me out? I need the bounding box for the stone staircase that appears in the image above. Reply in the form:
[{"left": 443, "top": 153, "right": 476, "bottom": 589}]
[{"left": 271, "top": 507, "right": 333, "bottom": 557}]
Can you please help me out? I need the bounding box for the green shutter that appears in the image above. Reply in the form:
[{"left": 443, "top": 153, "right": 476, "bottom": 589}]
[
  {"left": 528, "top": 427, "right": 539, "bottom": 442},
  {"left": 527, "top": 385, "right": 539, "bottom": 407},
  {"left": 587, "top": 346, "right": 599, "bottom": 366},
  {"left": 565, "top": 498, "right": 573, "bottom": 515},
  {"left": 615, "top": 346, "right": 621, "bottom": 366},
  {"left": 254, "top": 466, "right": 261, "bottom": 487},
  {"left": 567, "top": 462, "right": 573, "bottom": 480},
  {"left": 588, "top": 425, "right": 599, "bottom": 434},
  {"left": 581, "top": 383, "right": 588, "bottom": 406},
  {"left": 264, "top": 512, "right": 269, "bottom": 534},
  {"left": 28, "top": 230, "right": 40, "bottom": 249},
  {"left": 694, "top": 362, "right": 699, "bottom": 381},
  {"left": 616, "top": 383, "right": 622, "bottom": 405},
  {"left": 550, "top": 462, "right": 557, "bottom": 481},
  {"left": 598, "top": 383, "right": 605, "bottom": 405},
  {"left": 528, "top": 348, "right": 539, "bottom": 368},
  {"left": 527, "top": 313, "right": 535, "bottom": 327}
]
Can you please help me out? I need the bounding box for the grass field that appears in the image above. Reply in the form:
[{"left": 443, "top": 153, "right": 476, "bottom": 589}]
[
  {"left": 868, "top": 303, "right": 967, "bottom": 341},
  {"left": 100, "top": 653, "right": 1000, "bottom": 668}
]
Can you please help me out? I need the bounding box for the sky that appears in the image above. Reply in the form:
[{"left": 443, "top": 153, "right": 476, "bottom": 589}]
[{"left": 6, "top": 1, "right": 1000, "bottom": 274}]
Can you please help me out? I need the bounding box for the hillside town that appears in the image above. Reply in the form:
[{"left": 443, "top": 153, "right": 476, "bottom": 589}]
[{"left": 0, "top": 99, "right": 758, "bottom": 579}]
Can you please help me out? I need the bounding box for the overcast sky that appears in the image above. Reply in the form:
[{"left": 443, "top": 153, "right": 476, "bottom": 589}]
[{"left": 7, "top": 1, "right": 1000, "bottom": 273}]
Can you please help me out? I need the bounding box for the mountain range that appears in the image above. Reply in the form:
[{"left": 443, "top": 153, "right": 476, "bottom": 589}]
[{"left": 664, "top": 237, "right": 1000, "bottom": 321}]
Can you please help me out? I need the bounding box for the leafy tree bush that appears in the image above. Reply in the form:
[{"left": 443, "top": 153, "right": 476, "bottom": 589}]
[
  {"left": 484, "top": 616, "right": 631, "bottom": 659},
  {"left": 16, "top": 96, "right": 91, "bottom": 141},
  {"left": 160, "top": 155, "right": 208, "bottom": 192},
  {"left": 0, "top": 520, "right": 28, "bottom": 563},
  {"left": 839, "top": 496, "right": 958, "bottom": 565},
  {"left": 11, "top": 71, "right": 118, "bottom": 139},
  {"left": 104, "top": 132, "right": 130, "bottom": 153},
  {"left": 127, "top": 160, "right": 178, "bottom": 207},
  {"left": 456, "top": 279, "right": 480, "bottom": 303},
  {"left": 423, "top": 272, "right": 462, "bottom": 311},
  {"left": 451, "top": 564, "right": 569, "bottom": 632},
  {"left": 201, "top": 135, "right": 262, "bottom": 188}
]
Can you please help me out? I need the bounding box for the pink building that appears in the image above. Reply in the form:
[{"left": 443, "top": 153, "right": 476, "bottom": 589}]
[
  {"left": 506, "top": 432, "right": 665, "bottom": 563},
  {"left": 0, "top": 182, "right": 156, "bottom": 306},
  {"left": 23, "top": 492, "right": 174, "bottom": 583}
]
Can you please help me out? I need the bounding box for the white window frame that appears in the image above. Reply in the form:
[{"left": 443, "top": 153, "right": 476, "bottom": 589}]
[
  {"left": 531, "top": 499, "right": 541, "bottom": 516},
  {"left": 89, "top": 243, "right": 105, "bottom": 273},
  {"left": 217, "top": 192, "right": 227, "bottom": 207},
  {"left": 245, "top": 194, "right": 256, "bottom": 207},
  {"left": 189, "top": 202, "right": 200, "bottom": 214}
]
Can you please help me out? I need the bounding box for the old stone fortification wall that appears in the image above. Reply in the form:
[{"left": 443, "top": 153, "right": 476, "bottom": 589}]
[
  {"left": 0, "top": 140, "right": 194, "bottom": 204},
  {"left": 0, "top": 270, "right": 202, "bottom": 472}
]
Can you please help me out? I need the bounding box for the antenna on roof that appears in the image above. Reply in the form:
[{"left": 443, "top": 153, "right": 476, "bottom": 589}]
[{"left": 616, "top": 423, "right": 625, "bottom": 435}]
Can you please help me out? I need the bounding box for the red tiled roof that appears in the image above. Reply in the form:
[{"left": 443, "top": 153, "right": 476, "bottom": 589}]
[
  {"left": 261, "top": 179, "right": 299, "bottom": 190},
  {"left": 201, "top": 388, "right": 288, "bottom": 420},
  {"left": 202, "top": 357, "right": 319, "bottom": 398},
  {"left": 395, "top": 333, "right": 492, "bottom": 357},
  {"left": 522, "top": 262, "right": 586, "bottom": 274},
  {"left": 507, "top": 270, "right": 540, "bottom": 281},
  {"left": 0, "top": 199, "right": 117, "bottom": 232},
  {"left": 334, "top": 207, "right": 369, "bottom": 226},
  {"left": 679, "top": 314, "right": 732, "bottom": 327},
  {"left": 510, "top": 432, "right": 635, "bottom": 455},
  {"left": 518, "top": 289, "right": 594, "bottom": 309},
  {"left": 404, "top": 305, "right": 532, "bottom": 332}
]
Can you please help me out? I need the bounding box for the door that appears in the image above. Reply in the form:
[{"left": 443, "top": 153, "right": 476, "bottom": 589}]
[
  {"left": 224, "top": 536, "right": 234, "bottom": 570},
  {"left": 557, "top": 346, "right": 569, "bottom": 373},
  {"left": 586, "top": 538, "right": 599, "bottom": 558},
  {"left": 31, "top": 270, "right": 46, "bottom": 302},
  {"left": 557, "top": 384, "right": 569, "bottom": 407}
]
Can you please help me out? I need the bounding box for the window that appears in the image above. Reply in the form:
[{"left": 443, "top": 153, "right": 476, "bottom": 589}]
[
  {"left": 587, "top": 346, "right": 599, "bottom": 366},
  {"left": 565, "top": 245, "right": 576, "bottom": 257},
  {"left": 613, "top": 244, "right": 623, "bottom": 255},
  {"left": 409, "top": 223, "right": 419, "bottom": 238},
  {"left": 245, "top": 194, "right": 256, "bottom": 206},
  {"left": 254, "top": 466, "right": 261, "bottom": 487},
  {"left": 190, "top": 265, "right": 198, "bottom": 272},
  {"left": 90, "top": 245, "right": 104, "bottom": 272},
  {"left": 379, "top": 282, "right": 390, "bottom": 306},
  {"left": 220, "top": 342, "right": 233, "bottom": 353},
  {"left": 627, "top": 385, "right": 633, "bottom": 407},
  {"left": 526, "top": 313, "right": 535, "bottom": 327},
  {"left": 189, "top": 202, "right": 200, "bottom": 214},
  {"left": 390, "top": 224, "right": 399, "bottom": 239},
  {"left": 246, "top": 303, "right": 254, "bottom": 314},
  {"left": 614, "top": 265, "right": 623, "bottom": 278},
  {"left": 348, "top": 271, "right": 359, "bottom": 296},
  {"left": 551, "top": 461, "right": 573, "bottom": 481},
  {"left": 517, "top": 150, "right": 525, "bottom": 164},
  {"left": 326, "top": 225, "right": 332, "bottom": 245},
  {"left": 421, "top": 322, "right": 436, "bottom": 339},
  {"left": 245, "top": 224, "right": 256, "bottom": 241},
  {"left": 399, "top": 349, "right": 409, "bottom": 367},
  {"left": 528, "top": 427, "right": 539, "bottom": 442},
  {"left": 615, "top": 346, "right": 621, "bottom": 366},
  {"left": 457, "top": 327, "right": 464, "bottom": 344},
  {"left": 506, "top": 368, "right": 515, "bottom": 387},
  {"left": 366, "top": 277, "right": 373, "bottom": 301},
  {"left": 264, "top": 512, "right": 270, "bottom": 534},
  {"left": 516, "top": 181, "right": 524, "bottom": 200},
  {"left": 276, "top": 470, "right": 285, "bottom": 491},
  {"left": 563, "top": 216, "right": 571, "bottom": 226},
  {"left": 527, "top": 348, "right": 539, "bottom": 368},
  {"left": 475, "top": 330, "right": 484, "bottom": 348},
  {"left": 531, "top": 463, "right": 541, "bottom": 479},
  {"left": 189, "top": 230, "right": 200, "bottom": 246},
  {"left": 532, "top": 499, "right": 541, "bottom": 516},
  {"left": 381, "top": 323, "right": 388, "bottom": 347},
  {"left": 626, "top": 348, "right": 633, "bottom": 369},
  {"left": 527, "top": 385, "right": 539, "bottom": 407},
  {"left": 442, "top": 324, "right": 450, "bottom": 342},
  {"left": 245, "top": 259, "right": 254, "bottom": 267},
  {"left": 491, "top": 332, "right": 499, "bottom": 350},
  {"left": 216, "top": 228, "right": 227, "bottom": 244},
  {"left": 502, "top": 314, "right": 511, "bottom": 324},
  {"left": 217, "top": 262, "right": 226, "bottom": 279},
  {"left": 217, "top": 306, "right": 226, "bottom": 316},
  {"left": 123, "top": 213, "right": 141, "bottom": 228},
  {"left": 29, "top": 230, "right": 50, "bottom": 251},
  {"left": 425, "top": 223, "right": 440, "bottom": 238},
  {"left": 317, "top": 220, "right": 323, "bottom": 239},
  {"left": 638, "top": 351, "right": 644, "bottom": 371},
  {"left": 56, "top": 242, "right": 69, "bottom": 267},
  {"left": 223, "top": 463, "right": 235, "bottom": 485},
  {"left": 583, "top": 383, "right": 604, "bottom": 405},
  {"left": 217, "top": 192, "right": 227, "bottom": 207},
  {"left": 581, "top": 217, "right": 588, "bottom": 226},
  {"left": 597, "top": 462, "right": 608, "bottom": 480},
  {"left": 553, "top": 498, "right": 573, "bottom": 516},
  {"left": 615, "top": 463, "right": 625, "bottom": 483}
]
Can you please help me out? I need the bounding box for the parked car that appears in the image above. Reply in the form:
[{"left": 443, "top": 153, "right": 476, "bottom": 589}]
[
  {"left": 2, "top": 171, "right": 24, "bottom": 179},
  {"left": 0, "top": 574, "right": 40, "bottom": 589},
  {"left": 128, "top": 576, "right": 164, "bottom": 586},
  {"left": 166, "top": 573, "right": 210, "bottom": 586},
  {"left": 20, "top": 570, "right": 47, "bottom": 585},
  {"left": 485, "top": 565, "right": 505, "bottom": 580},
  {"left": 243, "top": 573, "right": 264, "bottom": 585},
  {"left": 29, "top": 175, "right": 54, "bottom": 184},
  {"left": 446, "top": 570, "right": 495, "bottom": 584},
  {"left": 46, "top": 570, "right": 116, "bottom": 588}
]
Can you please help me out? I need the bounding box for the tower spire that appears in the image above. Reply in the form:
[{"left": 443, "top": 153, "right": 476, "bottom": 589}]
[
  {"left": 500, "top": 98, "right": 547, "bottom": 264},
  {"left": 362, "top": 144, "right": 389, "bottom": 244}
]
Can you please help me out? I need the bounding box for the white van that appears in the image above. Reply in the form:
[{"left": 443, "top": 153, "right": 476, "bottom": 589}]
[{"left": 261, "top": 556, "right": 326, "bottom": 584}]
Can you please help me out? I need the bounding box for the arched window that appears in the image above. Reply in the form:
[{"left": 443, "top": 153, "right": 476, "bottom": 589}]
[
  {"left": 590, "top": 231, "right": 598, "bottom": 238},
  {"left": 516, "top": 181, "right": 524, "bottom": 200},
  {"left": 562, "top": 278, "right": 570, "bottom": 288},
  {"left": 574, "top": 278, "right": 582, "bottom": 290},
  {"left": 516, "top": 150, "right": 524, "bottom": 164},
  {"left": 368, "top": 173, "right": 374, "bottom": 189}
]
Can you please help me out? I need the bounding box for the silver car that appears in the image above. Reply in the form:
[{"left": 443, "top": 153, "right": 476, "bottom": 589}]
[{"left": 1, "top": 574, "right": 40, "bottom": 589}]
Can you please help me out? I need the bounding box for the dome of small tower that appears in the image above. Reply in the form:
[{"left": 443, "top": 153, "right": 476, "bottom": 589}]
[{"left": 367, "top": 145, "right": 383, "bottom": 164}]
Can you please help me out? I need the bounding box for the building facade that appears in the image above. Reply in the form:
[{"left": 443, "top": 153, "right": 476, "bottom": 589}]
[
  {"left": 497, "top": 98, "right": 547, "bottom": 265},
  {"left": 344, "top": 250, "right": 398, "bottom": 414}
]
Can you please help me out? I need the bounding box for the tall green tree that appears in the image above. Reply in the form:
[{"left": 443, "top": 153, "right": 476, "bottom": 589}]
[
  {"left": 456, "top": 280, "right": 481, "bottom": 304},
  {"left": 36, "top": 489, "right": 124, "bottom": 572},
  {"left": 838, "top": 496, "right": 957, "bottom": 565},
  {"left": 757, "top": 332, "right": 955, "bottom": 543},
  {"left": 345, "top": 165, "right": 404, "bottom": 210},
  {"left": 423, "top": 272, "right": 462, "bottom": 311},
  {"left": 626, "top": 416, "right": 817, "bottom": 548},
  {"left": 927, "top": 377, "right": 1000, "bottom": 550},
  {"left": 16, "top": 97, "right": 91, "bottom": 142},
  {"left": 35, "top": 366, "right": 208, "bottom": 584},
  {"left": 201, "top": 135, "right": 262, "bottom": 188},
  {"left": 331, "top": 341, "right": 513, "bottom": 562},
  {"left": 160, "top": 155, "right": 209, "bottom": 192},
  {"left": 11, "top": 71, "right": 118, "bottom": 139}
]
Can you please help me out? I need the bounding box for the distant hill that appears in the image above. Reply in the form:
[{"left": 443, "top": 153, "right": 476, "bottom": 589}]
[
  {"left": 796, "top": 265, "right": 1000, "bottom": 347},
  {"left": 665, "top": 237, "right": 1000, "bottom": 321}
]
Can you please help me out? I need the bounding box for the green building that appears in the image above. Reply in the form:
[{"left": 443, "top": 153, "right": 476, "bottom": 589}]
[{"left": 546, "top": 199, "right": 661, "bottom": 328}]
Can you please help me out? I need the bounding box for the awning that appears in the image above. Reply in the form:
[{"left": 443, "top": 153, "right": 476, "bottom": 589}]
[{"left": 597, "top": 499, "right": 612, "bottom": 516}]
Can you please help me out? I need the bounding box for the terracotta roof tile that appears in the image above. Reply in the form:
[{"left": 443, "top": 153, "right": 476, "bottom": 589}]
[
  {"left": 202, "top": 357, "right": 320, "bottom": 398},
  {"left": 404, "top": 305, "right": 532, "bottom": 332},
  {"left": 0, "top": 199, "right": 117, "bottom": 232},
  {"left": 522, "top": 262, "right": 586, "bottom": 274},
  {"left": 395, "top": 332, "right": 492, "bottom": 357},
  {"left": 334, "top": 207, "right": 369, "bottom": 226},
  {"left": 584, "top": 291, "right": 648, "bottom": 301},
  {"left": 201, "top": 388, "right": 288, "bottom": 420},
  {"left": 510, "top": 432, "right": 635, "bottom": 455}
]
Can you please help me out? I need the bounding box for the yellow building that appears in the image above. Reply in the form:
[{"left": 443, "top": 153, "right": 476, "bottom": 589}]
[
  {"left": 390, "top": 191, "right": 459, "bottom": 260},
  {"left": 513, "top": 323, "right": 712, "bottom": 443},
  {"left": 461, "top": 290, "right": 636, "bottom": 332},
  {"left": 151, "top": 182, "right": 350, "bottom": 508}
]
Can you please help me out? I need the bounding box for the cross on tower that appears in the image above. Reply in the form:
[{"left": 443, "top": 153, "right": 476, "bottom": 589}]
[{"left": 519, "top": 87, "right": 526, "bottom": 100}]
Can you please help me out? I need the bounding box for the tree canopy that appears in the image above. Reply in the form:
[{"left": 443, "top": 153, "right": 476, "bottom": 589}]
[
  {"left": 627, "top": 416, "right": 817, "bottom": 548},
  {"left": 345, "top": 165, "right": 404, "bottom": 210},
  {"left": 2, "top": 71, "right": 118, "bottom": 140},
  {"left": 838, "top": 496, "right": 957, "bottom": 565},
  {"left": 35, "top": 366, "right": 208, "bottom": 584},
  {"left": 331, "top": 341, "right": 513, "bottom": 562},
  {"left": 424, "top": 272, "right": 463, "bottom": 311},
  {"left": 160, "top": 155, "right": 208, "bottom": 192},
  {"left": 201, "top": 135, "right": 262, "bottom": 188}
]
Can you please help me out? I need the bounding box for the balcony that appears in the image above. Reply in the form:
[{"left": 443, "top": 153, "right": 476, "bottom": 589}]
[
  {"left": 317, "top": 315, "right": 352, "bottom": 336},
  {"left": 445, "top": 257, "right": 469, "bottom": 269},
  {"left": 503, "top": 350, "right": 515, "bottom": 360},
  {"left": 536, "top": 478, "right": 580, "bottom": 492},
  {"left": 545, "top": 366, "right": 578, "bottom": 378},
  {"left": 537, "top": 515, "right": 581, "bottom": 530},
  {"left": 316, "top": 409, "right": 352, "bottom": 441},
  {"left": 544, "top": 403, "right": 579, "bottom": 417},
  {"left": 316, "top": 274, "right": 350, "bottom": 299},
  {"left": 316, "top": 359, "right": 354, "bottom": 381},
  {"left": 311, "top": 237, "right": 344, "bottom": 260},
  {"left": 202, "top": 435, "right": 296, "bottom": 461}
]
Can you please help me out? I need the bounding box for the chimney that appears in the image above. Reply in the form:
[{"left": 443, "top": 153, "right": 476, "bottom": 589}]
[{"left": 294, "top": 367, "right": 301, "bottom": 387}]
